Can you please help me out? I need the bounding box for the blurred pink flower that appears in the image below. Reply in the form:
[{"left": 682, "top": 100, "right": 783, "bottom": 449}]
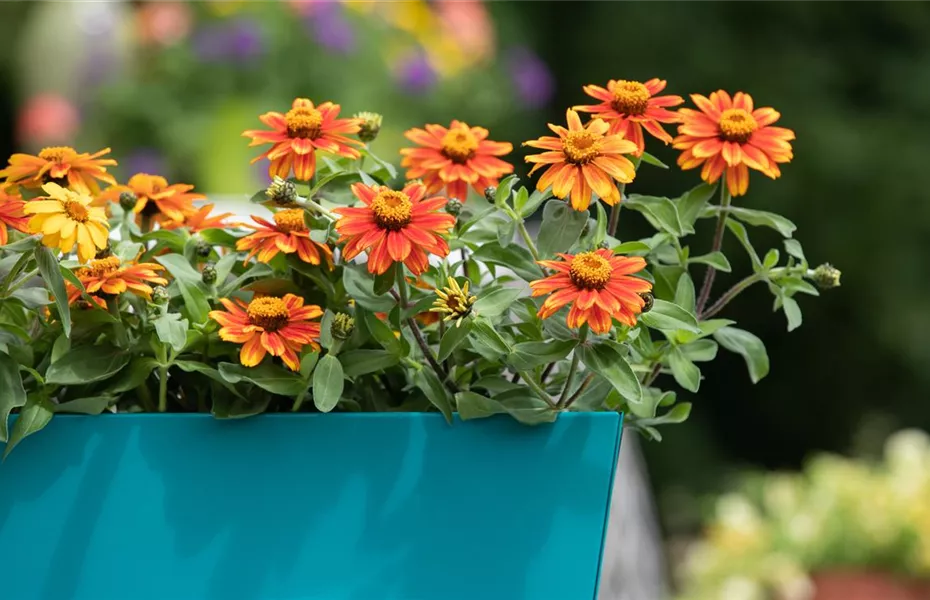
[
  {"left": 17, "top": 94, "right": 80, "bottom": 146},
  {"left": 436, "top": 0, "right": 494, "bottom": 61},
  {"left": 136, "top": 2, "right": 192, "bottom": 47}
]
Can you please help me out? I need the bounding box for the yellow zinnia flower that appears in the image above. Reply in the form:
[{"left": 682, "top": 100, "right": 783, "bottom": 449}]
[{"left": 24, "top": 182, "right": 109, "bottom": 263}]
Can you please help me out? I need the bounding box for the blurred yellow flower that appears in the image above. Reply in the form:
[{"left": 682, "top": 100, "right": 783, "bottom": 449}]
[{"left": 24, "top": 183, "right": 109, "bottom": 263}]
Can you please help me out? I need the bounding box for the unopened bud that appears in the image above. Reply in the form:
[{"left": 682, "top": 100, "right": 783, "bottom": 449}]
[
  {"left": 639, "top": 292, "right": 654, "bottom": 313},
  {"left": 812, "top": 263, "right": 841, "bottom": 290},
  {"left": 119, "top": 191, "right": 138, "bottom": 212},
  {"left": 484, "top": 186, "right": 496, "bottom": 203},
  {"left": 354, "top": 111, "right": 383, "bottom": 143},
  {"left": 201, "top": 262, "right": 217, "bottom": 285},
  {"left": 597, "top": 240, "right": 609, "bottom": 250},
  {"left": 194, "top": 240, "right": 212, "bottom": 258},
  {"left": 331, "top": 313, "right": 355, "bottom": 341},
  {"left": 266, "top": 176, "right": 297, "bottom": 206},
  {"left": 152, "top": 286, "right": 170, "bottom": 305},
  {"left": 445, "top": 198, "right": 462, "bottom": 217},
  {"left": 95, "top": 244, "right": 112, "bottom": 259}
]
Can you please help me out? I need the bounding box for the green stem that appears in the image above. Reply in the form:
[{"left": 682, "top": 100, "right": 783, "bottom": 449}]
[
  {"left": 519, "top": 371, "right": 556, "bottom": 408},
  {"left": 106, "top": 296, "right": 129, "bottom": 348},
  {"left": 607, "top": 182, "right": 627, "bottom": 238},
  {"left": 157, "top": 366, "right": 168, "bottom": 412},
  {"left": 396, "top": 266, "right": 408, "bottom": 313},
  {"left": 702, "top": 273, "right": 765, "bottom": 320},
  {"left": 137, "top": 383, "right": 155, "bottom": 413},
  {"left": 5, "top": 269, "right": 38, "bottom": 295},
  {"left": 563, "top": 372, "right": 596, "bottom": 409},
  {"left": 557, "top": 325, "right": 589, "bottom": 408},
  {"left": 696, "top": 184, "right": 732, "bottom": 317},
  {"left": 300, "top": 197, "right": 338, "bottom": 221},
  {"left": 642, "top": 361, "right": 662, "bottom": 387},
  {"left": 515, "top": 220, "right": 541, "bottom": 262}
]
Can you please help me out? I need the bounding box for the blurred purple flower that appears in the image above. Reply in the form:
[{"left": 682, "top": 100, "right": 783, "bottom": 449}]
[
  {"left": 395, "top": 52, "right": 436, "bottom": 95},
  {"left": 306, "top": 4, "right": 355, "bottom": 54},
  {"left": 251, "top": 159, "right": 273, "bottom": 188},
  {"left": 123, "top": 149, "right": 169, "bottom": 178},
  {"left": 193, "top": 18, "right": 264, "bottom": 63},
  {"left": 228, "top": 19, "right": 264, "bottom": 59},
  {"left": 506, "top": 47, "right": 554, "bottom": 108}
]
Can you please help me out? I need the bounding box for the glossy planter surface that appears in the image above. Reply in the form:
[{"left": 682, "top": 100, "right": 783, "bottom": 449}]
[{"left": 0, "top": 412, "right": 623, "bottom": 600}]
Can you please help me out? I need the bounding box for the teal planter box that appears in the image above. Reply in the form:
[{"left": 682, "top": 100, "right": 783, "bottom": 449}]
[{"left": 0, "top": 412, "right": 623, "bottom": 600}]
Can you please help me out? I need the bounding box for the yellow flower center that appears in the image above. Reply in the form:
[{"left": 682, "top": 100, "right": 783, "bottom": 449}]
[
  {"left": 273, "top": 209, "right": 307, "bottom": 233},
  {"left": 562, "top": 131, "right": 601, "bottom": 165},
  {"left": 247, "top": 296, "right": 290, "bottom": 331},
  {"left": 76, "top": 256, "right": 121, "bottom": 279},
  {"left": 569, "top": 252, "right": 612, "bottom": 290},
  {"left": 371, "top": 190, "right": 412, "bottom": 231},
  {"left": 63, "top": 200, "right": 89, "bottom": 223},
  {"left": 38, "top": 146, "right": 75, "bottom": 163},
  {"left": 285, "top": 107, "right": 324, "bottom": 139},
  {"left": 718, "top": 108, "right": 758, "bottom": 143},
  {"left": 611, "top": 80, "right": 650, "bottom": 116},
  {"left": 440, "top": 128, "right": 478, "bottom": 163}
]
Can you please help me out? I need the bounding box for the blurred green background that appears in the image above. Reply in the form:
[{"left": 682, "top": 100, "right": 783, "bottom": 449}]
[{"left": 1, "top": 0, "right": 927, "bottom": 591}]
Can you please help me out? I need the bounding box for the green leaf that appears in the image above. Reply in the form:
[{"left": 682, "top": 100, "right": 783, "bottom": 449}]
[
  {"left": 55, "top": 395, "right": 115, "bottom": 415},
  {"left": 45, "top": 345, "right": 130, "bottom": 385},
  {"left": 668, "top": 347, "right": 701, "bottom": 392},
  {"left": 677, "top": 182, "right": 717, "bottom": 232},
  {"left": 640, "top": 299, "right": 701, "bottom": 333},
  {"left": 623, "top": 195, "right": 684, "bottom": 236},
  {"left": 472, "top": 376, "right": 522, "bottom": 394},
  {"left": 362, "top": 309, "right": 404, "bottom": 356},
  {"left": 680, "top": 339, "right": 718, "bottom": 362},
  {"left": 35, "top": 245, "right": 71, "bottom": 338},
  {"left": 312, "top": 354, "right": 344, "bottom": 413},
  {"left": 782, "top": 295, "right": 803, "bottom": 332},
  {"left": 727, "top": 206, "right": 797, "bottom": 238},
  {"left": 689, "top": 251, "right": 732, "bottom": 272},
  {"left": 507, "top": 339, "right": 577, "bottom": 371},
  {"left": 318, "top": 310, "right": 334, "bottom": 350},
  {"left": 4, "top": 396, "right": 54, "bottom": 459},
  {"left": 634, "top": 403, "right": 692, "bottom": 427},
  {"left": 470, "top": 318, "right": 511, "bottom": 355},
  {"left": 218, "top": 362, "right": 305, "bottom": 396},
  {"left": 497, "top": 216, "right": 516, "bottom": 247},
  {"left": 473, "top": 285, "right": 525, "bottom": 318},
  {"left": 1, "top": 234, "right": 39, "bottom": 254},
  {"left": 455, "top": 391, "right": 506, "bottom": 420},
  {"left": 500, "top": 395, "right": 558, "bottom": 425},
  {"left": 113, "top": 241, "right": 144, "bottom": 262},
  {"left": 512, "top": 187, "right": 530, "bottom": 216},
  {"left": 714, "top": 326, "right": 769, "bottom": 383},
  {"left": 213, "top": 252, "right": 238, "bottom": 287},
  {"left": 763, "top": 248, "right": 780, "bottom": 269},
  {"left": 0, "top": 352, "right": 26, "bottom": 443},
  {"left": 673, "top": 318, "right": 736, "bottom": 345},
  {"left": 458, "top": 206, "right": 496, "bottom": 236},
  {"left": 784, "top": 239, "right": 806, "bottom": 262},
  {"left": 518, "top": 188, "right": 550, "bottom": 219},
  {"left": 640, "top": 151, "right": 669, "bottom": 170},
  {"left": 674, "top": 272, "right": 696, "bottom": 314},
  {"left": 342, "top": 265, "right": 395, "bottom": 311},
  {"left": 578, "top": 343, "right": 642, "bottom": 406},
  {"left": 725, "top": 220, "right": 762, "bottom": 270},
  {"left": 536, "top": 200, "right": 588, "bottom": 257},
  {"left": 11, "top": 287, "right": 51, "bottom": 309},
  {"left": 155, "top": 254, "right": 212, "bottom": 324},
  {"left": 211, "top": 394, "right": 270, "bottom": 419},
  {"left": 104, "top": 357, "right": 158, "bottom": 394},
  {"left": 471, "top": 243, "right": 542, "bottom": 281},
  {"left": 611, "top": 241, "right": 651, "bottom": 254},
  {"left": 173, "top": 360, "right": 243, "bottom": 398},
  {"left": 592, "top": 202, "right": 609, "bottom": 247},
  {"left": 438, "top": 319, "right": 473, "bottom": 361},
  {"left": 50, "top": 333, "right": 70, "bottom": 363},
  {"left": 153, "top": 313, "right": 189, "bottom": 353},
  {"left": 494, "top": 174, "right": 519, "bottom": 207},
  {"left": 218, "top": 262, "right": 273, "bottom": 297},
  {"left": 373, "top": 263, "right": 397, "bottom": 296},
  {"left": 339, "top": 349, "right": 399, "bottom": 377},
  {"left": 299, "top": 352, "right": 320, "bottom": 379},
  {"left": 779, "top": 277, "right": 819, "bottom": 297},
  {"left": 198, "top": 228, "right": 240, "bottom": 248},
  {"left": 414, "top": 368, "right": 454, "bottom": 423}
]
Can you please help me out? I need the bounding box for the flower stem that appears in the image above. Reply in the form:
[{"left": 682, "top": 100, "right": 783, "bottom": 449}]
[
  {"left": 563, "top": 372, "right": 596, "bottom": 409},
  {"left": 394, "top": 271, "right": 456, "bottom": 393},
  {"left": 515, "top": 220, "right": 541, "bottom": 262},
  {"left": 157, "top": 366, "right": 168, "bottom": 412},
  {"left": 696, "top": 184, "right": 732, "bottom": 317},
  {"left": 607, "top": 182, "right": 627, "bottom": 238},
  {"left": 520, "top": 371, "right": 557, "bottom": 408},
  {"left": 702, "top": 273, "right": 765, "bottom": 320},
  {"left": 557, "top": 325, "right": 588, "bottom": 408},
  {"left": 105, "top": 296, "right": 129, "bottom": 348},
  {"left": 300, "top": 197, "right": 338, "bottom": 221}
]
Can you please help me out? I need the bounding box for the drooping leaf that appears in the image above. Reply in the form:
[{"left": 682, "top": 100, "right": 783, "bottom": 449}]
[
  {"left": 455, "top": 391, "right": 506, "bottom": 420},
  {"left": 413, "top": 367, "right": 454, "bottom": 423},
  {"left": 218, "top": 361, "right": 305, "bottom": 396},
  {"left": 4, "top": 396, "right": 54, "bottom": 458},
  {"left": 35, "top": 245, "right": 71, "bottom": 338},
  {"left": 103, "top": 357, "right": 158, "bottom": 394},
  {"left": 211, "top": 394, "right": 270, "bottom": 419},
  {"left": 713, "top": 326, "right": 770, "bottom": 383},
  {"left": 0, "top": 352, "right": 26, "bottom": 443},
  {"left": 668, "top": 347, "right": 701, "bottom": 392},
  {"left": 781, "top": 295, "right": 803, "bottom": 332},
  {"left": 55, "top": 395, "right": 116, "bottom": 415},
  {"left": 312, "top": 354, "right": 344, "bottom": 413},
  {"left": 45, "top": 345, "right": 130, "bottom": 385},
  {"left": 633, "top": 403, "right": 692, "bottom": 427},
  {"left": 536, "top": 200, "right": 588, "bottom": 257},
  {"left": 499, "top": 395, "right": 558, "bottom": 425}
]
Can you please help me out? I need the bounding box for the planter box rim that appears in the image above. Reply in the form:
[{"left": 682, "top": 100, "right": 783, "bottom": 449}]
[{"left": 46, "top": 411, "right": 623, "bottom": 422}]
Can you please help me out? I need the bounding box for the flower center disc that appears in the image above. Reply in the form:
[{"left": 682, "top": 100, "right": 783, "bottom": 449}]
[
  {"left": 440, "top": 129, "right": 479, "bottom": 163},
  {"left": 570, "top": 252, "right": 612, "bottom": 290},
  {"left": 562, "top": 131, "right": 601, "bottom": 165},
  {"left": 273, "top": 208, "right": 307, "bottom": 233},
  {"left": 247, "top": 296, "right": 290, "bottom": 331},
  {"left": 718, "top": 109, "right": 758, "bottom": 143},
  {"left": 79, "top": 256, "right": 121, "bottom": 279},
  {"left": 63, "top": 199, "right": 89, "bottom": 223},
  {"left": 371, "top": 190, "right": 412, "bottom": 231},
  {"left": 611, "top": 81, "right": 650, "bottom": 116},
  {"left": 38, "top": 146, "right": 74, "bottom": 163},
  {"left": 285, "top": 108, "right": 324, "bottom": 139}
]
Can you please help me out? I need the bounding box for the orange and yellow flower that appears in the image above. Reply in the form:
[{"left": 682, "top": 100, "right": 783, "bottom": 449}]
[
  {"left": 161, "top": 203, "right": 233, "bottom": 232},
  {"left": 98, "top": 173, "right": 205, "bottom": 222},
  {"left": 66, "top": 256, "right": 167, "bottom": 305},
  {"left": 243, "top": 98, "right": 362, "bottom": 181},
  {"left": 400, "top": 120, "right": 513, "bottom": 201},
  {"left": 530, "top": 249, "right": 652, "bottom": 334},
  {"left": 673, "top": 91, "right": 795, "bottom": 197},
  {"left": 334, "top": 182, "right": 456, "bottom": 276},
  {"left": 524, "top": 109, "right": 638, "bottom": 212},
  {"left": 236, "top": 208, "right": 333, "bottom": 267},
  {"left": 0, "top": 146, "right": 117, "bottom": 194},
  {"left": 23, "top": 183, "right": 109, "bottom": 263},
  {"left": 575, "top": 79, "right": 683, "bottom": 155},
  {"left": 0, "top": 189, "right": 29, "bottom": 246},
  {"left": 209, "top": 294, "right": 322, "bottom": 372}
]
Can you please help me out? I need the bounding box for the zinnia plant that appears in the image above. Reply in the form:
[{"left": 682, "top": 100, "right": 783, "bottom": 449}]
[{"left": 0, "top": 84, "right": 838, "bottom": 456}]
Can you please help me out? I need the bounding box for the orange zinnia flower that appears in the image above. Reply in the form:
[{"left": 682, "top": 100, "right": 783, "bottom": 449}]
[
  {"left": 400, "top": 120, "right": 513, "bottom": 202},
  {"left": 0, "top": 189, "right": 29, "bottom": 246},
  {"left": 530, "top": 249, "right": 652, "bottom": 334},
  {"left": 66, "top": 255, "right": 168, "bottom": 305},
  {"left": 524, "top": 109, "right": 638, "bottom": 212},
  {"left": 0, "top": 146, "right": 117, "bottom": 194},
  {"left": 208, "top": 294, "right": 322, "bottom": 372},
  {"left": 161, "top": 203, "right": 233, "bottom": 233},
  {"left": 236, "top": 208, "right": 333, "bottom": 267},
  {"left": 575, "top": 79, "right": 683, "bottom": 155},
  {"left": 334, "top": 182, "right": 456, "bottom": 276},
  {"left": 243, "top": 98, "right": 362, "bottom": 181},
  {"left": 673, "top": 91, "right": 795, "bottom": 197},
  {"left": 99, "top": 173, "right": 205, "bottom": 222}
]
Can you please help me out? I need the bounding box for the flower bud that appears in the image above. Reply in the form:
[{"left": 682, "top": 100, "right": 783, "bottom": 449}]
[
  {"left": 119, "top": 191, "right": 138, "bottom": 212},
  {"left": 194, "top": 240, "right": 212, "bottom": 258},
  {"left": 639, "top": 292, "right": 654, "bottom": 313},
  {"left": 152, "top": 286, "right": 170, "bottom": 305},
  {"left": 331, "top": 312, "right": 355, "bottom": 341},
  {"left": 201, "top": 262, "right": 217, "bottom": 285},
  {"left": 484, "top": 186, "right": 496, "bottom": 203},
  {"left": 354, "top": 111, "right": 383, "bottom": 143},
  {"left": 445, "top": 198, "right": 462, "bottom": 217},
  {"left": 94, "top": 244, "right": 112, "bottom": 259},
  {"left": 812, "top": 263, "right": 841, "bottom": 289},
  {"left": 266, "top": 176, "right": 297, "bottom": 206}
]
